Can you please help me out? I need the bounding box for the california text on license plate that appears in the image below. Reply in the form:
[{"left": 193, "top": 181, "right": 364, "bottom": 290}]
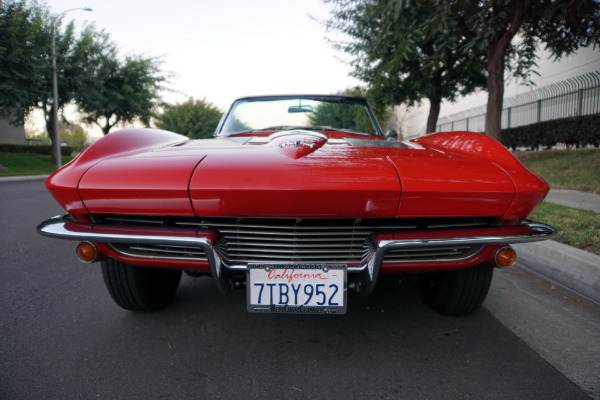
[{"left": 247, "top": 264, "right": 347, "bottom": 314}]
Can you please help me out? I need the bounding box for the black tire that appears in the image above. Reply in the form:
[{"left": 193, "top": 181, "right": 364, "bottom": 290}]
[
  {"left": 419, "top": 263, "right": 494, "bottom": 316},
  {"left": 101, "top": 258, "right": 182, "bottom": 312}
]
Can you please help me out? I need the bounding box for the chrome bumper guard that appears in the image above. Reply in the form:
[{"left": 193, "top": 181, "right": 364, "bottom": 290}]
[{"left": 37, "top": 215, "right": 557, "bottom": 295}]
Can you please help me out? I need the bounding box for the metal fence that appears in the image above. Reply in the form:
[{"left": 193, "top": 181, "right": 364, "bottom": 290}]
[{"left": 436, "top": 71, "right": 600, "bottom": 132}]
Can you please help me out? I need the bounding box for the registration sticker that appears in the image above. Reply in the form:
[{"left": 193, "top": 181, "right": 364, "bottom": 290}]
[{"left": 247, "top": 264, "right": 347, "bottom": 314}]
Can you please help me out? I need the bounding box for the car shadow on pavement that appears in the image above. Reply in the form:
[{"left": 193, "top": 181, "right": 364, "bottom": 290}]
[{"left": 81, "top": 274, "right": 588, "bottom": 400}]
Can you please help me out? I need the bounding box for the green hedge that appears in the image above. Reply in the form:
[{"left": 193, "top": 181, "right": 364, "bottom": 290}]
[
  {"left": 501, "top": 114, "right": 600, "bottom": 151},
  {"left": 0, "top": 144, "right": 73, "bottom": 156}
]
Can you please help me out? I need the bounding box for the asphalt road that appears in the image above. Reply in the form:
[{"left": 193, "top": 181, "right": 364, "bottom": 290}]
[{"left": 0, "top": 179, "right": 595, "bottom": 399}]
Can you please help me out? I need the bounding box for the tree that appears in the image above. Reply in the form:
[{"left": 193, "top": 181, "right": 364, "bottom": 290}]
[
  {"left": 78, "top": 54, "right": 167, "bottom": 135},
  {"left": 451, "top": 0, "right": 600, "bottom": 140},
  {"left": 1, "top": 1, "right": 114, "bottom": 163},
  {"left": 155, "top": 98, "right": 222, "bottom": 139},
  {"left": 343, "top": 87, "right": 394, "bottom": 130},
  {"left": 322, "top": 0, "right": 487, "bottom": 133},
  {"left": 0, "top": 1, "right": 49, "bottom": 125},
  {"left": 307, "top": 88, "right": 390, "bottom": 134},
  {"left": 42, "top": 22, "right": 116, "bottom": 162},
  {"left": 1, "top": 1, "right": 168, "bottom": 162},
  {"left": 60, "top": 125, "right": 88, "bottom": 153},
  {"left": 308, "top": 101, "right": 375, "bottom": 133}
]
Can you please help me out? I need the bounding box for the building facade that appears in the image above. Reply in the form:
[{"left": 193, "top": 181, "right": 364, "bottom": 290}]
[{"left": 0, "top": 117, "right": 25, "bottom": 145}]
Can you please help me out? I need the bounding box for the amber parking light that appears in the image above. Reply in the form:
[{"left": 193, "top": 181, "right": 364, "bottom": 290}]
[
  {"left": 494, "top": 245, "right": 516, "bottom": 268},
  {"left": 76, "top": 242, "right": 97, "bottom": 263}
]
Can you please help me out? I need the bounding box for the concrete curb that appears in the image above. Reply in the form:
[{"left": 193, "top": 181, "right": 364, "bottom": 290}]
[
  {"left": 0, "top": 174, "right": 49, "bottom": 182},
  {"left": 514, "top": 240, "right": 600, "bottom": 304}
]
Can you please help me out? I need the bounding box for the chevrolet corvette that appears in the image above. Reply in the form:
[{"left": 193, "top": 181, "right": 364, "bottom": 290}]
[{"left": 37, "top": 95, "right": 556, "bottom": 315}]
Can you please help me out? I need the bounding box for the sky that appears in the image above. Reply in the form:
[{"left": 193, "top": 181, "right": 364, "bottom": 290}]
[{"left": 47, "top": 0, "right": 360, "bottom": 113}]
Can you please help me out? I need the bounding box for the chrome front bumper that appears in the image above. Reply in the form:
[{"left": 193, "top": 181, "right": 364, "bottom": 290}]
[{"left": 38, "top": 214, "right": 557, "bottom": 294}]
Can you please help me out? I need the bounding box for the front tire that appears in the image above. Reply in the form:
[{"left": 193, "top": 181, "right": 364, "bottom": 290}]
[
  {"left": 101, "top": 258, "right": 182, "bottom": 312},
  {"left": 419, "top": 263, "right": 493, "bottom": 316}
]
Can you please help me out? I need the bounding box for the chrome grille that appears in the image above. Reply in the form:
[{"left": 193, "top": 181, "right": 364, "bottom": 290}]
[
  {"left": 183, "top": 220, "right": 381, "bottom": 265},
  {"left": 110, "top": 243, "right": 207, "bottom": 261},
  {"left": 383, "top": 245, "right": 484, "bottom": 263}
]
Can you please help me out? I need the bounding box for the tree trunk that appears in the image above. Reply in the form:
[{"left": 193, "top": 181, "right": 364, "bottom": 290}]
[
  {"left": 485, "top": 49, "right": 505, "bottom": 141},
  {"left": 426, "top": 91, "right": 442, "bottom": 134},
  {"left": 102, "top": 115, "right": 119, "bottom": 135},
  {"left": 102, "top": 119, "right": 113, "bottom": 135},
  {"left": 483, "top": 2, "right": 524, "bottom": 142},
  {"left": 45, "top": 109, "right": 60, "bottom": 165}
]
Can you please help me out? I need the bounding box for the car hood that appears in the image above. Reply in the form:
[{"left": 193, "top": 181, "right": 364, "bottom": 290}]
[{"left": 77, "top": 130, "right": 516, "bottom": 218}]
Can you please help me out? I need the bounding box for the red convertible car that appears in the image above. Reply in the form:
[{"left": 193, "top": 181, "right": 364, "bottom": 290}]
[{"left": 38, "top": 95, "right": 556, "bottom": 315}]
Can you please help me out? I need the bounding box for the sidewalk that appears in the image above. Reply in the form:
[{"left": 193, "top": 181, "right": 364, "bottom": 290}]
[
  {"left": 516, "top": 189, "right": 600, "bottom": 303},
  {"left": 545, "top": 189, "right": 600, "bottom": 213}
]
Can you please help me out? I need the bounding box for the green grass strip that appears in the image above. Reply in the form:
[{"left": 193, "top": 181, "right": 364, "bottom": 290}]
[
  {"left": 529, "top": 202, "right": 600, "bottom": 256},
  {"left": 516, "top": 149, "right": 600, "bottom": 194},
  {"left": 0, "top": 153, "right": 73, "bottom": 177}
]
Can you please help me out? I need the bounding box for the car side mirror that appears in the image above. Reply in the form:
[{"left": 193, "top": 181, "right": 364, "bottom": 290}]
[{"left": 385, "top": 129, "right": 398, "bottom": 141}]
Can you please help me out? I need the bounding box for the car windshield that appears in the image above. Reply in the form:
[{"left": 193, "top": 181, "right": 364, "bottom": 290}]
[{"left": 218, "top": 96, "right": 381, "bottom": 136}]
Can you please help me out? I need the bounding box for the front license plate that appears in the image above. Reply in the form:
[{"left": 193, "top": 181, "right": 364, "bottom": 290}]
[{"left": 247, "top": 264, "right": 347, "bottom": 314}]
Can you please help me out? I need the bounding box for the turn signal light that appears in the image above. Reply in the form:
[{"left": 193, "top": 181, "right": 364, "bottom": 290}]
[
  {"left": 494, "top": 246, "right": 516, "bottom": 268},
  {"left": 76, "top": 242, "right": 97, "bottom": 263}
]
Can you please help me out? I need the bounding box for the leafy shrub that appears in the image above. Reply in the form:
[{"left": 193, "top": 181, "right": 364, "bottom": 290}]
[
  {"left": 501, "top": 114, "right": 600, "bottom": 150},
  {"left": 0, "top": 144, "right": 72, "bottom": 156}
]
